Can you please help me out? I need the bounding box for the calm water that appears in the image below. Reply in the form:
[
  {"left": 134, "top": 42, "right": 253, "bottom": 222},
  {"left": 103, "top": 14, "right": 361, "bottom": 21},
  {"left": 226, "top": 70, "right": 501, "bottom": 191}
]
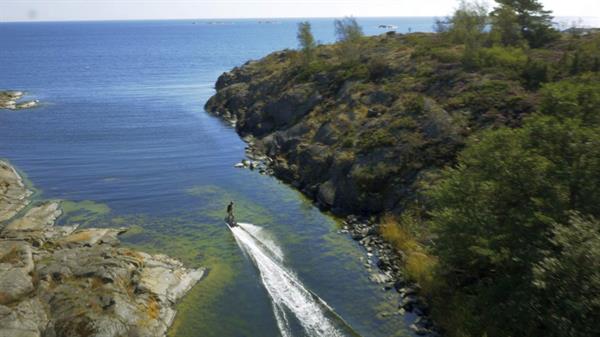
[{"left": 0, "top": 18, "right": 432, "bottom": 337}]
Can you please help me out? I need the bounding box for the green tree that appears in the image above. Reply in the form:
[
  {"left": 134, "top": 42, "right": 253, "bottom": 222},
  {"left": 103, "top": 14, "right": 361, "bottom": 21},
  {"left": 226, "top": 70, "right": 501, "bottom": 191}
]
[
  {"left": 333, "top": 17, "right": 364, "bottom": 64},
  {"left": 334, "top": 16, "right": 363, "bottom": 43},
  {"left": 297, "top": 21, "right": 316, "bottom": 67},
  {"left": 446, "top": 1, "right": 489, "bottom": 69},
  {"left": 447, "top": 1, "right": 489, "bottom": 44},
  {"left": 428, "top": 113, "right": 600, "bottom": 336},
  {"left": 491, "top": 0, "right": 558, "bottom": 47},
  {"left": 490, "top": 4, "right": 524, "bottom": 46}
]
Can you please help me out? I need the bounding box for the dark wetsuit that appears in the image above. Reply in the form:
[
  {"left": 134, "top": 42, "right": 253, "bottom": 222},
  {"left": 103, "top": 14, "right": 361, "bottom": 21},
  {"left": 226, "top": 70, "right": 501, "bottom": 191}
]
[{"left": 226, "top": 203, "right": 235, "bottom": 225}]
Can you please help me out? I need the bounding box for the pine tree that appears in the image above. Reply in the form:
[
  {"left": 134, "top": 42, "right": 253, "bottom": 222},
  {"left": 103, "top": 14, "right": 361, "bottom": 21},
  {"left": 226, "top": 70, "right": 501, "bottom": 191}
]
[{"left": 491, "top": 0, "right": 558, "bottom": 47}]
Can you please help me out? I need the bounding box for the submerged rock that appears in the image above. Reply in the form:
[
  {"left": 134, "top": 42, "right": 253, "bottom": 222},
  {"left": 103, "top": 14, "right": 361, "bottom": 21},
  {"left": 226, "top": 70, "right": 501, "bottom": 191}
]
[{"left": 0, "top": 160, "right": 205, "bottom": 337}]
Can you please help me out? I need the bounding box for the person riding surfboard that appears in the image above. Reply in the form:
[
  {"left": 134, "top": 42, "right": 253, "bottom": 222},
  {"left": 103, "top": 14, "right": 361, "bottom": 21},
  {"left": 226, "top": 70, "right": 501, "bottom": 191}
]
[{"left": 226, "top": 201, "right": 237, "bottom": 227}]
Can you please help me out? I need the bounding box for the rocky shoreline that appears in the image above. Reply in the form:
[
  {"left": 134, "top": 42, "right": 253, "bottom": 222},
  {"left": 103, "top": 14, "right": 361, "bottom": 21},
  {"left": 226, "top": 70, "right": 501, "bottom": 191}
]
[
  {"left": 209, "top": 72, "right": 440, "bottom": 337},
  {"left": 0, "top": 160, "right": 204, "bottom": 337},
  {"left": 0, "top": 91, "right": 39, "bottom": 110},
  {"left": 229, "top": 133, "right": 438, "bottom": 336},
  {"left": 341, "top": 216, "right": 437, "bottom": 336}
]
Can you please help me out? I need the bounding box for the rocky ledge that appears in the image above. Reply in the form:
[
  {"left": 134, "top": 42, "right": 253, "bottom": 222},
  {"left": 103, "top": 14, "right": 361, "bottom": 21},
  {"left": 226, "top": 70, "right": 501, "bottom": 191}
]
[
  {"left": 0, "top": 160, "right": 204, "bottom": 337},
  {"left": 0, "top": 91, "right": 39, "bottom": 110}
]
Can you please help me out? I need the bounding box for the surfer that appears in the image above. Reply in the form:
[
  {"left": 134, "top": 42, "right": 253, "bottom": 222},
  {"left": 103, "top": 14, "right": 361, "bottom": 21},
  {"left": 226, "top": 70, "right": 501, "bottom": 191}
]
[{"left": 226, "top": 201, "right": 237, "bottom": 227}]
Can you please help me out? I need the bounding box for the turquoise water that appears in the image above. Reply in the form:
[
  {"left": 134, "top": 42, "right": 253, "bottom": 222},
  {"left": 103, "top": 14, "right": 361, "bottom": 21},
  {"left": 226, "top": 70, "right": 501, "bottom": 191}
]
[{"left": 0, "top": 18, "right": 436, "bottom": 337}]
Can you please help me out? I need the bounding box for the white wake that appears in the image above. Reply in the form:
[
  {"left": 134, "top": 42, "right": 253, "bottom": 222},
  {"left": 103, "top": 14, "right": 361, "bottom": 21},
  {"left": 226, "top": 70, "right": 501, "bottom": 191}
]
[{"left": 230, "top": 222, "right": 346, "bottom": 337}]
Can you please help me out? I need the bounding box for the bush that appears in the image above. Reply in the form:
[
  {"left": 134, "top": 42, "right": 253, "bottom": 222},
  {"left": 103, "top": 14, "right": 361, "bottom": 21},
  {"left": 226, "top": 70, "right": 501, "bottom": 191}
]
[
  {"left": 540, "top": 75, "right": 600, "bottom": 123},
  {"left": 522, "top": 57, "right": 549, "bottom": 89},
  {"left": 357, "top": 128, "right": 395, "bottom": 151},
  {"left": 477, "top": 46, "right": 527, "bottom": 70},
  {"left": 367, "top": 58, "right": 391, "bottom": 81}
]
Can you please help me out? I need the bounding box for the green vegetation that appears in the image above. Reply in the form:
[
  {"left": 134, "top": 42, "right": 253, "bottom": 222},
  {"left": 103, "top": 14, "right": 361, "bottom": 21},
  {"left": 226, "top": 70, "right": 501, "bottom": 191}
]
[
  {"left": 492, "top": 0, "right": 558, "bottom": 47},
  {"left": 334, "top": 16, "right": 364, "bottom": 64},
  {"left": 428, "top": 104, "right": 600, "bottom": 336},
  {"left": 297, "top": 21, "right": 317, "bottom": 68},
  {"left": 207, "top": 2, "right": 600, "bottom": 336}
]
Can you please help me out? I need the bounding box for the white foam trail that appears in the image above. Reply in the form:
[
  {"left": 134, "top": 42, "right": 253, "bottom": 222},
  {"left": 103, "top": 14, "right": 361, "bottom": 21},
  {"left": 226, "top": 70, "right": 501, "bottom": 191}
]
[
  {"left": 231, "top": 223, "right": 346, "bottom": 337},
  {"left": 239, "top": 223, "right": 284, "bottom": 261}
]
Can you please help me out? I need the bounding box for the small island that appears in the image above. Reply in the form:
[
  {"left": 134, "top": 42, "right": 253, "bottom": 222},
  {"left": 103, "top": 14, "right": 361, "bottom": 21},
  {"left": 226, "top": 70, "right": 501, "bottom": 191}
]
[
  {"left": 0, "top": 91, "right": 39, "bottom": 110},
  {"left": 0, "top": 160, "right": 204, "bottom": 337}
]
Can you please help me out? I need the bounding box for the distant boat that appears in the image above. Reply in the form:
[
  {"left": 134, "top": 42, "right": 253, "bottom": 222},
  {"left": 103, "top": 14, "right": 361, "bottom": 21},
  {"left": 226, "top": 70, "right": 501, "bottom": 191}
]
[{"left": 378, "top": 24, "right": 398, "bottom": 29}]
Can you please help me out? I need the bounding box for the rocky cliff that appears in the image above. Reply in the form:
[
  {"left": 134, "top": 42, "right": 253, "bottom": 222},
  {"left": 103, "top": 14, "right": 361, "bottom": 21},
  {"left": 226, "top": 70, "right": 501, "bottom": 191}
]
[
  {"left": 0, "top": 160, "right": 204, "bottom": 337},
  {"left": 205, "top": 32, "right": 556, "bottom": 215}
]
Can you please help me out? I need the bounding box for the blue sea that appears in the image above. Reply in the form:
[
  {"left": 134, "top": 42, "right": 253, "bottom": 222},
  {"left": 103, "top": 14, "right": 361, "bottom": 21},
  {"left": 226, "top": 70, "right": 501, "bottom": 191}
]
[{"left": 0, "top": 17, "right": 476, "bottom": 337}]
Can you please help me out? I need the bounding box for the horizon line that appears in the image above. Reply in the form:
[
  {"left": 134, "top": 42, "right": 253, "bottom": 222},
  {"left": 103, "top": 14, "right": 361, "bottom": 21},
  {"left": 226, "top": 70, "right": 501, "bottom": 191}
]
[{"left": 2, "top": 14, "right": 598, "bottom": 24}]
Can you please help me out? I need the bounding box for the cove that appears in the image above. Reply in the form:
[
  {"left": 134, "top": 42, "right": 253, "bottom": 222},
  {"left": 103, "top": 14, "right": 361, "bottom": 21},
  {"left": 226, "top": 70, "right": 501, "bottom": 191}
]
[{"left": 0, "top": 19, "right": 430, "bottom": 337}]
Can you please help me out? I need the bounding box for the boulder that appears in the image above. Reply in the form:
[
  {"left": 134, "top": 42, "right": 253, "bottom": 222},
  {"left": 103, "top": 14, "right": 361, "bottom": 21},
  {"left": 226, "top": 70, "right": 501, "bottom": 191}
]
[
  {"left": 317, "top": 180, "right": 336, "bottom": 208},
  {"left": 263, "top": 84, "right": 321, "bottom": 128}
]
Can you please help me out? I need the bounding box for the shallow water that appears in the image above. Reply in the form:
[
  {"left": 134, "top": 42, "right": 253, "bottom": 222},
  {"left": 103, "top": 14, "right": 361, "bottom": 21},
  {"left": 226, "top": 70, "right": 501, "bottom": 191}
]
[{"left": 0, "top": 18, "right": 437, "bottom": 337}]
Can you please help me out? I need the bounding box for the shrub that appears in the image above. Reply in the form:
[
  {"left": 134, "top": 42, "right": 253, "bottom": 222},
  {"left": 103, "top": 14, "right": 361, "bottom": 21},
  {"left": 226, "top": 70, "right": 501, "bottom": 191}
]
[
  {"left": 357, "top": 128, "right": 395, "bottom": 151},
  {"left": 367, "top": 58, "right": 391, "bottom": 81},
  {"left": 540, "top": 75, "right": 600, "bottom": 123},
  {"left": 477, "top": 46, "right": 527, "bottom": 70},
  {"left": 521, "top": 57, "right": 549, "bottom": 89}
]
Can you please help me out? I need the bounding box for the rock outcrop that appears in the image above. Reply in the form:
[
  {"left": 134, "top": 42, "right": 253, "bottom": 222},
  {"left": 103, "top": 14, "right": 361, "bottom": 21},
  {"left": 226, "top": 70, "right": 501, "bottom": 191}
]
[
  {"left": 0, "top": 161, "right": 33, "bottom": 222},
  {"left": 205, "top": 32, "right": 553, "bottom": 215},
  {"left": 0, "top": 91, "right": 39, "bottom": 110},
  {"left": 204, "top": 38, "right": 472, "bottom": 215},
  {"left": 0, "top": 160, "right": 204, "bottom": 337}
]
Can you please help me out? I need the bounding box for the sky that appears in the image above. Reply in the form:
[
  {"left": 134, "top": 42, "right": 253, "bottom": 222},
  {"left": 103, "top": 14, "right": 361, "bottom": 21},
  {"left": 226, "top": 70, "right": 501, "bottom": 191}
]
[{"left": 0, "top": 0, "right": 599, "bottom": 22}]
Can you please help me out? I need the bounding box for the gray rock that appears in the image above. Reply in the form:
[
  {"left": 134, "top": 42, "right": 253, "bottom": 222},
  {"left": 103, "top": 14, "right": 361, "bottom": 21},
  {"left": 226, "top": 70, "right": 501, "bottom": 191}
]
[
  {"left": 263, "top": 84, "right": 321, "bottom": 128},
  {"left": 0, "top": 268, "right": 33, "bottom": 305},
  {"left": 0, "top": 160, "right": 206, "bottom": 337},
  {"left": 317, "top": 180, "right": 336, "bottom": 208}
]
